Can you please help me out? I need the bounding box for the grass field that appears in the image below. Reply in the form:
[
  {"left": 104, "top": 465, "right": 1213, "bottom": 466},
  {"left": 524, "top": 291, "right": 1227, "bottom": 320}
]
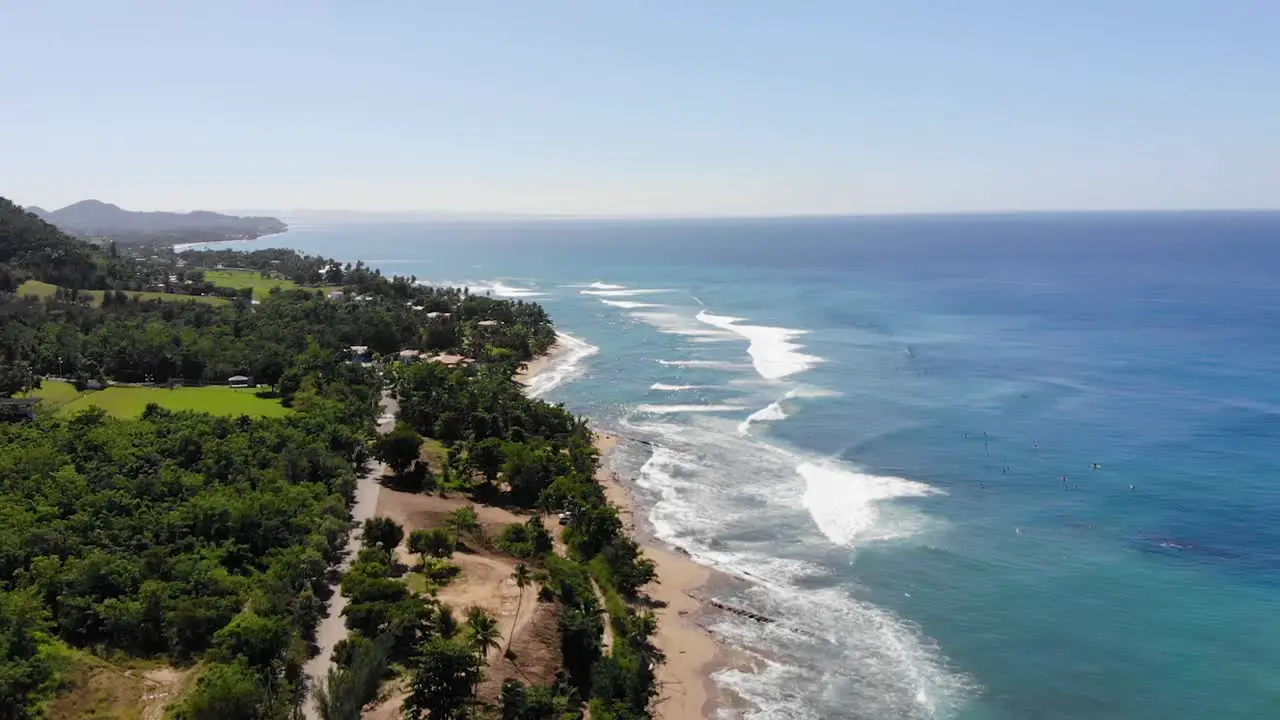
[
  {"left": 30, "top": 380, "right": 289, "bottom": 418},
  {"left": 16, "top": 280, "right": 231, "bottom": 306},
  {"left": 202, "top": 269, "right": 298, "bottom": 299}
]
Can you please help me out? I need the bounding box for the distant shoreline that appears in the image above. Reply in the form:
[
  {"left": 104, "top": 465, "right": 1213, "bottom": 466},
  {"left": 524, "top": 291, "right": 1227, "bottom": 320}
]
[{"left": 171, "top": 228, "right": 289, "bottom": 252}]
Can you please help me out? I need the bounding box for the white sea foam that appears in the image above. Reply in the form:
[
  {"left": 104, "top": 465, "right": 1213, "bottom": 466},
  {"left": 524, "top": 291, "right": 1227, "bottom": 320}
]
[
  {"left": 522, "top": 332, "right": 598, "bottom": 398},
  {"left": 587, "top": 282, "right": 625, "bottom": 290},
  {"left": 580, "top": 288, "right": 672, "bottom": 297},
  {"left": 600, "top": 299, "right": 662, "bottom": 309},
  {"left": 649, "top": 383, "right": 710, "bottom": 391},
  {"left": 696, "top": 310, "right": 822, "bottom": 380},
  {"left": 798, "top": 461, "right": 941, "bottom": 547},
  {"left": 738, "top": 400, "right": 789, "bottom": 434},
  {"left": 614, "top": 417, "right": 968, "bottom": 718},
  {"left": 634, "top": 404, "right": 748, "bottom": 415},
  {"left": 629, "top": 311, "right": 737, "bottom": 341},
  {"left": 655, "top": 359, "right": 744, "bottom": 370},
  {"left": 441, "top": 280, "right": 547, "bottom": 298}
]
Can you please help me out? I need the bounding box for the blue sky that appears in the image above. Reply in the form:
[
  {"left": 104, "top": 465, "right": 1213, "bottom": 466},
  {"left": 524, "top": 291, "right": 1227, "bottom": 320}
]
[{"left": 2, "top": 1, "right": 1278, "bottom": 216}]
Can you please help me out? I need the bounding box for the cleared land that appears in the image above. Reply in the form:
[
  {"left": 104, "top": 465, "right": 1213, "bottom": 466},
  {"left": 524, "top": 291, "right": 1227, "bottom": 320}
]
[
  {"left": 201, "top": 268, "right": 298, "bottom": 299},
  {"left": 31, "top": 380, "right": 289, "bottom": 418},
  {"left": 16, "top": 280, "right": 230, "bottom": 306}
]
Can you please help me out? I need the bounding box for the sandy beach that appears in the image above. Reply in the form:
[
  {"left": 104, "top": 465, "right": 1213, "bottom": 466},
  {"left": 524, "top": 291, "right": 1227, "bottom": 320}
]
[
  {"left": 592, "top": 432, "right": 727, "bottom": 720},
  {"left": 514, "top": 339, "right": 574, "bottom": 389}
]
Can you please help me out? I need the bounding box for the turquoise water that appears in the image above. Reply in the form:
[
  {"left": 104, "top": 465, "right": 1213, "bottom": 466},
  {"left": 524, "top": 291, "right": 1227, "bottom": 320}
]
[{"left": 200, "top": 214, "right": 1280, "bottom": 719}]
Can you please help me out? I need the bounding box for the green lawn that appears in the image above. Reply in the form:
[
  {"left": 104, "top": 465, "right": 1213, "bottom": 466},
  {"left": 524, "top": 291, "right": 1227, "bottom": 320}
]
[
  {"left": 16, "top": 280, "right": 230, "bottom": 306},
  {"left": 202, "top": 269, "right": 298, "bottom": 300},
  {"left": 30, "top": 380, "right": 289, "bottom": 419},
  {"left": 20, "top": 379, "right": 81, "bottom": 409}
]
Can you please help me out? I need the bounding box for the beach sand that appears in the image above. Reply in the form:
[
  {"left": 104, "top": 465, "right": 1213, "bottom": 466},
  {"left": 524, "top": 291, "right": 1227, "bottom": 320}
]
[
  {"left": 514, "top": 340, "right": 572, "bottom": 388},
  {"left": 593, "top": 432, "right": 728, "bottom": 720}
]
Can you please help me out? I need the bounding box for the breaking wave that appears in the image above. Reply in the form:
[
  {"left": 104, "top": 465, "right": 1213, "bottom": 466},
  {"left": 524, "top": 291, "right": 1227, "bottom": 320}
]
[
  {"left": 629, "top": 311, "right": 737, "bottom": 341},
  {"left": 696, "top": 311, "right": 822, "bottom": 380},
  {"left": 522, "top": 332, "right": 599, "bottom": 398},
  {"left": 581, "top": 288, "right": 672, "bottom": 297},
  {"left": 600, "top": 299, "right": 663, "bottom": 309},
  {"left": 634, "top": 404, "right": 749, "bottom": 415},
  {"left": 798, "top": 461, "right": 942, "bottom": 547},
  {"left": 614, "top": 416, "right": 968, "bottom": 719},
  {"left": 738, "top": 400, "right": 789, "bottom": 434}
]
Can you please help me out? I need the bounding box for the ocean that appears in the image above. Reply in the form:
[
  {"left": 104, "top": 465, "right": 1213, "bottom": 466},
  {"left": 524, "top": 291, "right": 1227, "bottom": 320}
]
[{"left": 196, "top": 213, "right": 1280, "bottom": 719}]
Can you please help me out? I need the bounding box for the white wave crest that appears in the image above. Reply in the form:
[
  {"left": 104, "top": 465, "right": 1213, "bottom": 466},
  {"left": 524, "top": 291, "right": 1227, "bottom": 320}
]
[
  {"left": 634, "top": 404, "right": 748, "bottom": 415},
  {"left": 600, "top": 299, "right": 663, "bottom": 309},
  {"left": 649, "top": 383, "right": 710, "bottom": 391},
  {"left": 798, "top": 461, "right": 941, "bottom": 547},
  {"left": 738, "top": 400, "right": 789, "bottom": 434},
  {"left": 522, "top": 332, "right": 598, "bottom": 398},
  {"left": 629, "top": 311, "right": 737, "bottom": 340},
  {"left": 449, "top": 280, "right": 546, "bottom": 298},
  {"left": 587, "top": 282, "right": 625, "bottom": 290},
  {"left": 580, "top": 288, "right": 672, "bottom": 297},
  {"left": 696, "top": 311, "right": 822, "bottom": 380}
]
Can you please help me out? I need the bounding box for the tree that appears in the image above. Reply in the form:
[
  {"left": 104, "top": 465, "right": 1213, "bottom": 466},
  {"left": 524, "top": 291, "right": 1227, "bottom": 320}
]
[
  {"left": 313, "top": 634, "right": 391, "bottom": 720},
  {"left": 405, "top": 637, "right": 481, "bottom": 720},
  {"left": 446, "top": 506, "right": 481, "bottom": 548},
  {"left": 504, "top": 564, "right": 533, "bottom": 657},
  {"left": 407, "top": 528, "right": 454, "bottom": 564},
  {"left": 464, "top": 605, "right": 502, "bottom": 663},
  {"left": 169, "top": 661, "right": 264, "bottom": 720},
  {"left": 210, "top": 612, "right": 291, "bottom": 669},
  {"left": 372, "top": 422, "right": 421, "bottom": 476},
  {"left": 468, "top": 437, "right": 506, "bottom": 485},
  {"left": 361, "top": 516, "right": 404, "bottom": 554},
  {"left": 464, "top": 606, "right": 502, "bottom": 716}
]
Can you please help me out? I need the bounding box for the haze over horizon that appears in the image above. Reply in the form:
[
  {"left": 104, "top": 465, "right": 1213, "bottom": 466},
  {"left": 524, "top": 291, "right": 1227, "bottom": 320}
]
[{"left": 3, "top": 1, "right": 1278, "bottom": 216}]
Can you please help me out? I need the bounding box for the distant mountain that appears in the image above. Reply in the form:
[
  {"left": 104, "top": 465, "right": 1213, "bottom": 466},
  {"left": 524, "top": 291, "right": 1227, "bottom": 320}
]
[{"left": 34, "top": 200, "right": 287, "bottom": 245}]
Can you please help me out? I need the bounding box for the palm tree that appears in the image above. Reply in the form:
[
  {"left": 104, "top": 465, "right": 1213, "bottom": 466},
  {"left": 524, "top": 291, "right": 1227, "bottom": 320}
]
[
  {"left": 464, "top": 605, "right": 502, "bottom": 662},
  {"left": 505, "top": 563, "right": 532, "bottom": 655},
  {"left": 464, "top": 605, "right": 502, "bottom": 715}
]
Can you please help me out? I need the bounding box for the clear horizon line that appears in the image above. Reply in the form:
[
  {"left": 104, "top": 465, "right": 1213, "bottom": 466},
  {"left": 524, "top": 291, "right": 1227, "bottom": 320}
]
[{"left": 223, "top": 207, "right": 1280, "bottom": 222}]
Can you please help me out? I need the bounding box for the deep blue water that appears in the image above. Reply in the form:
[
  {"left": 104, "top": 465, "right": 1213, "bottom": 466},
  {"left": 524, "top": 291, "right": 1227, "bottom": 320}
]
[{"left": 196, "top": 213, "right": 1280, "bottom": 719}]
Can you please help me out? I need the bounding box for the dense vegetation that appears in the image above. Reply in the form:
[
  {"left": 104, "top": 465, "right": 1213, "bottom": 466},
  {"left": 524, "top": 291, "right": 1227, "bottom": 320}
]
[
  {"left": 1, "top": 195, "right": 662, "bottom": 719},
  {"left": 391, "top": 357, "right": 661, "bottom": 719}
]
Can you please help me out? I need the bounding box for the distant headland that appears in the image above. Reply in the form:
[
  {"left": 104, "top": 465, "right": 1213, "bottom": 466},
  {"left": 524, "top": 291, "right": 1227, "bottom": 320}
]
[{"left": 27, "top": 199, "right": 287, "bottom": 246}]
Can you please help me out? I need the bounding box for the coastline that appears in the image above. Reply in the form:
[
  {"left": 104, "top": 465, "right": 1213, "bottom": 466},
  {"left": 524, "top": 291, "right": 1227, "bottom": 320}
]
[
  {"left": 593, "top": 432, "right": 729, "bottom": 720},
  {"left": 520, "top": 342, "right": 733, "bottom": 719}
]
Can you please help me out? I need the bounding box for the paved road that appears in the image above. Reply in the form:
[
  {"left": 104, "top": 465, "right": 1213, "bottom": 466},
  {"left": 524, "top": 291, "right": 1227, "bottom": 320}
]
[{"left": 302, "top": 390, "right": 398, "bottom": 720}]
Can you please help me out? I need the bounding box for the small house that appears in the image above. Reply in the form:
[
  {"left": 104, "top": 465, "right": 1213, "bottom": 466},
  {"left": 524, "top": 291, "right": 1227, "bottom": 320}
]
[
  {"left": 398, "top": 349, "right": 422, "bottom": 363},
  {"left": 477, "top": 320, "right": 500, "bottom": 327},
  {"left": 228, "top": 375, "right": 254, "bottom": 388},
  {"left": 327, "top": 290, "right": 345, "bottom": 301},
  {"left": 349, "top": 345, "right": 371, "bottom": 362}
]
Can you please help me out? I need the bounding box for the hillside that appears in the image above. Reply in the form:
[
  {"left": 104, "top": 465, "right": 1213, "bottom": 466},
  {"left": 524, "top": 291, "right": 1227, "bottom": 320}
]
[
  {"left": 0, "top": 197, "right": 104, "bottom": 288},
  {"left": 31, "top": 199, "right": 287, "bottom": 245}
]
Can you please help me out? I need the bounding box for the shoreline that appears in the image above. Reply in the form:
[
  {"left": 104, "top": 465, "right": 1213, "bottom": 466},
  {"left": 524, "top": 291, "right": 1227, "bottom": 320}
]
[
  {"left": 520, "top": 343, "right": 738, "bottom": 719},
  {"left": 593, "top": 431, "right": 730, "bottom": 720}
]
